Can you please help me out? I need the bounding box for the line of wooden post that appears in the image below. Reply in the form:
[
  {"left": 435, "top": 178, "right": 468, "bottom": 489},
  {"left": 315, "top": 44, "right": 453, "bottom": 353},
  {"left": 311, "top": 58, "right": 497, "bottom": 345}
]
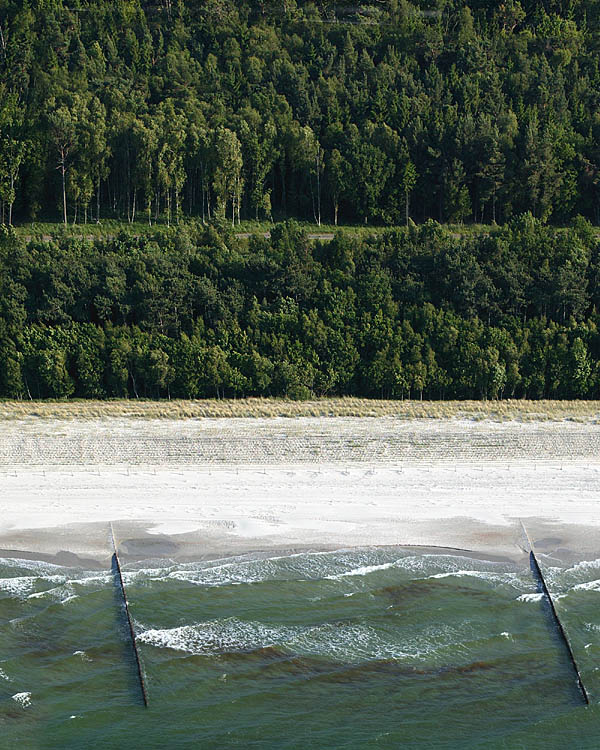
[
  {"left": 50, "top": 520, "right": 597, "bottom": 711},
  {"left": 110, "top": 522, "right": 149, "bottom": 707},
  {"left": 521, "top": 521, "right": 589, "bottom": 706}
]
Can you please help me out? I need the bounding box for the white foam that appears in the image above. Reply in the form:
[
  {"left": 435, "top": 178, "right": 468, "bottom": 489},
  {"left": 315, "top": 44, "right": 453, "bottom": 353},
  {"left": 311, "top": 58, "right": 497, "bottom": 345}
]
[
  {"left": 120, "top": 551, "right": 528, "bottom": 598},
  {"left": 0, "top": 576, "right": 39, "bottom": 598},
  {"left": 326, "top": 561, "right": 399, "bottom": 580},
  {"left": 0, "top": 560, "right": 108, "bottom": 601},
  {"left": 572, "top": 579, "right": 600, "bottom": 592},
  {"left": 127, "top": 549, "right": 385, "bottom": 587},
  {"left": 0, "top": 557, "right": 66, "bottom": 575},
  {"left": 137, "top": 617, "right": 476, "bottom": 664},
  {"left": 27, "top": 581, "right": 77, "bottom": 605},
  {"left": 1, "top": 573, "right": 70, "bottom": 598},
  {"left": 69, "top": 573, "right": 111, "bottom": 587},
  {"left": 517, "top": 593, "right": 544, "bottom": 603},
  {"left": 428, "top": 569, "right": 513, "bottom": 584},
  {"left": 565, "top": 558, "right": 600, "bottom": 575},
  {"left": 137, "top": 619, "right": 285, "bottom": 654},
  {"left": 0, "top": 667, "right": 11, "bottom": 682},
  {"left": 12, "top": 692, "right": 31, "bottom": 708}
]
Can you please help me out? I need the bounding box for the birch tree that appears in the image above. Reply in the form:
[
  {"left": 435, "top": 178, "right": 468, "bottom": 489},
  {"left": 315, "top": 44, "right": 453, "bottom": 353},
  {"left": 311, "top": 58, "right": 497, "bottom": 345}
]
[
  {"left": 213, "top": 128, "right": 243, "bottom": 225},
  {"left": 46, "top": 100, "right": 78, "bottom": 225},
  {"left": 0, "top": 94, "right": 26, "bottom": 226},
  {"left": 298, "top": 126, "right": 323, "bottom": 226}
]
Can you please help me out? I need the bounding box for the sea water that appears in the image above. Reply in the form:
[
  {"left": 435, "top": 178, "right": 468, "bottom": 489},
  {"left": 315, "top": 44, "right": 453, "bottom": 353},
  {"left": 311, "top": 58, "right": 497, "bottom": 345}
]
[{"left": 1, "top": 547, "right": 600, "bottom": 749}]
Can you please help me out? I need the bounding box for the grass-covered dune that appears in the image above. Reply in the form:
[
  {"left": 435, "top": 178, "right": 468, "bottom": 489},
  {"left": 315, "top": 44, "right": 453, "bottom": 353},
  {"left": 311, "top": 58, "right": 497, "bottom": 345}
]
[{"left": 1, "top": 398, "right": 599, "bottom": 423}]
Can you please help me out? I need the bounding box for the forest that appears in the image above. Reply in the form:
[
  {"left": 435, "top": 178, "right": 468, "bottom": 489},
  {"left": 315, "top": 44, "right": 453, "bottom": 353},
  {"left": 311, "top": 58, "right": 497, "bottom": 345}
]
[
  {"left": 0, "top": 217, "right": 599, "bottom": 400},
  {"left": 2, "top": 0, "right": 600, "bottom": 227},
  {"left": 2, "top": 1, "right": 600, "bottom": 402}
]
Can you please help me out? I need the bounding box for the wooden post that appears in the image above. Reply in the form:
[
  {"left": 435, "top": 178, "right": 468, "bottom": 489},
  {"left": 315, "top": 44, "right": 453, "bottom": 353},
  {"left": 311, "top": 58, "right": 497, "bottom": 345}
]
[
  {"left": 110, "top": 522, "right": 149, "bottom": 707},
  {"left": 521, "top": 521, "right": 589, "bottom": 706}
]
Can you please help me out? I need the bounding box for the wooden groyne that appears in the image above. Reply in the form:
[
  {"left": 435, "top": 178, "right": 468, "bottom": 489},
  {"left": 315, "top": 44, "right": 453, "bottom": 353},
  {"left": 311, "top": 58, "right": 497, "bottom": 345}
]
[
  {"left": 521, "top": 522, "right": 589, "bottom": 705},
  {"left": 110, "top": 522, "right": 149, "bottom": 707}
]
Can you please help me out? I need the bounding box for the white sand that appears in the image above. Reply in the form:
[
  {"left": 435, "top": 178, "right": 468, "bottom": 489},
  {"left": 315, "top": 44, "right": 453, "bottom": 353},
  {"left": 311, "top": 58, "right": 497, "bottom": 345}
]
[
  {"left": 1, "top": 417, "right": 599, "bottom": 558},
  {"left": 1, "top": 460, "right": 599, "bottom": 534}
]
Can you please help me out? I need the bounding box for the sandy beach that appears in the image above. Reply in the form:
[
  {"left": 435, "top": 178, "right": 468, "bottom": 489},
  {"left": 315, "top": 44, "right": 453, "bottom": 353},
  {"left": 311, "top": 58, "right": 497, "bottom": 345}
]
[{"left": 1, "top": 416, "right": 599, "bottom": 564}]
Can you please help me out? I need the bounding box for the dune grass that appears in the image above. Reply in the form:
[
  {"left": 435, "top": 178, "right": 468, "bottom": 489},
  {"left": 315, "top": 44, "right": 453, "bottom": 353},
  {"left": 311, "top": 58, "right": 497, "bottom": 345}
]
[
  {"left": 9, "top": 218, "right": 508, "bottom": 242},
  {"left": 0, "top": 398, "right": 599, "bottom": 422}
]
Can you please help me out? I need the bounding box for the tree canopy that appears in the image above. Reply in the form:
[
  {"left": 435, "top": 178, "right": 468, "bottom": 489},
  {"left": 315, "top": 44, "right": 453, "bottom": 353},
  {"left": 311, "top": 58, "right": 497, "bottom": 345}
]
[
  {"left": 1, "top": 218, "right": 599, "bottom": 400},
  {"left": 2, "top": 1, "right": 600, "bottom": 226}
]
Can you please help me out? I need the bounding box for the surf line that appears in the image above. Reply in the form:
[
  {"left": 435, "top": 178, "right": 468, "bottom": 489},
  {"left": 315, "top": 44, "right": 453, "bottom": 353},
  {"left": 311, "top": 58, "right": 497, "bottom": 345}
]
[
  {"left": 110, "top": 522, "right": 149, "bottom": 707},
  {"left": 520, "top": 522, "right": 589, "bottom": 705}
]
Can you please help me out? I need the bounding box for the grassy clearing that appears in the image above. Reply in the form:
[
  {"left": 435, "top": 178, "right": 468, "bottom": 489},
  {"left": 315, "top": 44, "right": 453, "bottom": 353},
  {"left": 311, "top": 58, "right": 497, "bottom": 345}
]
[
  {"left": 11, "top": 218, "right": 393, "bottom": 241},
  {"left": 12, "top": 219, "right": 158, "bottom": 241},
  {"left": 1, "top": 398, "right": 599, "bottom": 422},
  {"left": 9, "top": 219, "right": 600, "bottom": 244},
  {"left": 9, "top": 218, "right": 506, "bottom": 242}
]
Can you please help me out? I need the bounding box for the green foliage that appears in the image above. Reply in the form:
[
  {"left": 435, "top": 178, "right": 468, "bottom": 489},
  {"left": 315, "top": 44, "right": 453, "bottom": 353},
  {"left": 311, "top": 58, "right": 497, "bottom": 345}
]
[
  {"left": 2, "top": 2, "right": 600, "bottom": 401},
  {"left": 1, "top": 1, "right": 600, "bottom": 226},
  {"left": 1, "top": 220, "right": 600, "bottom": 401}
]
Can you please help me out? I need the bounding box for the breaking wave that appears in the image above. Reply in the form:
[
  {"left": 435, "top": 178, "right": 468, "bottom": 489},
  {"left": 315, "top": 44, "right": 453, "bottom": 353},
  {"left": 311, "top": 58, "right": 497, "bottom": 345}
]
[
  {"left": 137, "top": 615, "right": 498, "bottom": 665},
  {"left": 119, "top": 549, "right": 529, "bottom": 593}
]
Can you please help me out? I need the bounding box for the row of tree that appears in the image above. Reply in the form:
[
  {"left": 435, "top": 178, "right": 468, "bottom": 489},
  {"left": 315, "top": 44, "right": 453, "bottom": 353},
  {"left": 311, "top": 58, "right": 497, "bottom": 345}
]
[
  {"left": 2, "top": 1, "right": 600, "bottom": 226},
  {"left": 1, "top": 217, "right": 599, "bottom": 400}
]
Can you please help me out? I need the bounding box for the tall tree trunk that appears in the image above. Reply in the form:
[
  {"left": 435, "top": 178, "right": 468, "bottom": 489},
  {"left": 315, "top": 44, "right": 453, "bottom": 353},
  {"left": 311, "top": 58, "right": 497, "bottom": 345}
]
[
  {"left": 280, "top": 161, "right": 287, "bottom": 215},
  {"left": 8, "top": 170, "right": 14, "bottom": 225},
  {"left": 130, "top": 371, "right": 139, "bottom": 399},
  {"left": 126, "top": 142, "right": 131, "bottom": 222},
  {"left": 309, "top": 175, "right": 317, "bottom": 224},
  {"left": 316, "top": 152, "right": 321, "bottom": 227},
  {"left": 200, "top": 163, "right": 206, "bottom": 222},
  {"left": 61, "top": 158, "right": 67, "bottom": 225}
]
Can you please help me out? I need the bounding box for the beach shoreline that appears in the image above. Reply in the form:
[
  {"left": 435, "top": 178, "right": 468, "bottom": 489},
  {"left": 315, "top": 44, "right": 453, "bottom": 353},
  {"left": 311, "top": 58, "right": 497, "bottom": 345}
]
[{"left": 1, "top": 416, "right": 599, "bottom": 567}]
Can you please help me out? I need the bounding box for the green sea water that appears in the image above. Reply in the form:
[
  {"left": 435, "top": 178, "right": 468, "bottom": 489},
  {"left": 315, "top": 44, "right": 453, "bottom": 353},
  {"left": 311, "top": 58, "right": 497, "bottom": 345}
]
[{"left": 1, "top": 547, "right": 600, "bottom": 749}]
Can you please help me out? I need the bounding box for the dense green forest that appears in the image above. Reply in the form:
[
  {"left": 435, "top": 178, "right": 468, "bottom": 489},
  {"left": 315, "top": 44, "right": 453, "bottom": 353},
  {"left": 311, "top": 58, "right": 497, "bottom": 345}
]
[
  {"left": 2, "top": 1, "right": 600, "bottom": 402},
  {"left": 0, "top": 217, "right": 599, "bottom": 400},
  {"left": 2, "top": 0, "right": 600, "bottom": 226}
]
